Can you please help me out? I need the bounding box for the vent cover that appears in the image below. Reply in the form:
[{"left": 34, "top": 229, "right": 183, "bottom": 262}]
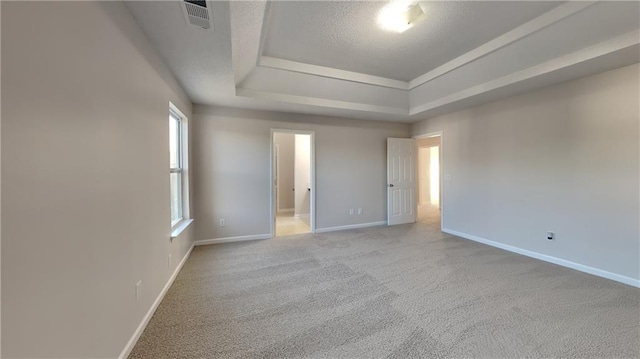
[{"left": 182, "top": 0, "right": 212, "bottom": 30}]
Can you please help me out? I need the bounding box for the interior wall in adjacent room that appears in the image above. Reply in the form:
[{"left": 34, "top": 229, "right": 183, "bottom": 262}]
[
  {"left": 274, "top": 133, "right": 295, "bottom": 212},
  {"left": 294, "top": 134, "right": 311, "bottom": 216}
]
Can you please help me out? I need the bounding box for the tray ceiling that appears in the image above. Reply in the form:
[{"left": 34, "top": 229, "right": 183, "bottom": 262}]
[
  {"left": 125, "top": 1, "right": 640, "bottom": 123},
  {"left": 263, "top": 1, "right": 560, "bottom": 82}
]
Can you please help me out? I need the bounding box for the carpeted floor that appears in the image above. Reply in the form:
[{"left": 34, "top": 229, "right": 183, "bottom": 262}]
[{"left": 130, "top": 206, "right": 639, "bottom": 358}]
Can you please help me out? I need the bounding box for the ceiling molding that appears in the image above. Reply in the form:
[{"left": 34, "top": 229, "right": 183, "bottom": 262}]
[
  {"left": 254, "top": 1, "right": 597, "bottom": 91},
  {"left": 409, "top": 30, "right": 639, "bottom": 115},
  {"left": 255, "top": 0, "right": 407, "bottom": 89},
  {"left": 126, "top": 0, "right": 639, "bottom": 123},
  {"left": 258, "top": 56, "right": 409, "bottom": 90},
  {"left": 236, "top": 87, "right": 408, "bottom": 116},
  {"left": 256, "top": 0, "right": 272, "bottom": 66},
  {"left": 408, "top": 1, "right": 596, "bottom": 89},
  {"left": 241, "top": 29, "right": 639, "bottom": 118}
]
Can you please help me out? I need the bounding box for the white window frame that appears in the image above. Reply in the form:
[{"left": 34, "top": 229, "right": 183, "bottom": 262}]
[{"left": 169, "top": 102, "right": 191, "bottom": 237}]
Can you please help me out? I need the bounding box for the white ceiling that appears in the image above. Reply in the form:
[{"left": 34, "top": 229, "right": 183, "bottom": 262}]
[
  {"left": 124, "top": 0, "right": 640, "bottom": 123},
  {"left": 264, "top": 1, "right": 561, "bottom": 81}
]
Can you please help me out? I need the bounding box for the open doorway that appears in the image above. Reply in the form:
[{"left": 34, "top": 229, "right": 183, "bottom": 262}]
[
  {"left": 415, "top": 133, "right": 442, "bottom": 227},
  {"left": 271, "top": 130, "right": 315, "bottom": 237}
]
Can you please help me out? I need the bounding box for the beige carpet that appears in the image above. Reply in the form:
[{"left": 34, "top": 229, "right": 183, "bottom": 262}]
[{"left": 130, "top": 206, "right": 639, "bottom": 358}]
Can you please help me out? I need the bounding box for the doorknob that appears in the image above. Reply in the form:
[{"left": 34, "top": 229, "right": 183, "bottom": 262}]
[{"left": 389, "top": 184, "right": 394, "bottom": 187}]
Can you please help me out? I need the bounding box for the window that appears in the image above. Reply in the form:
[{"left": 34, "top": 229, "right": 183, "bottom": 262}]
[{"left": 169, "top": 104, "right": 188, "bottom": 228}]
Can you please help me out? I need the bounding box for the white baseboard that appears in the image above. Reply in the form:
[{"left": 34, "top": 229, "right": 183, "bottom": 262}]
[
  {"left": 442, "top": 227, "right": 640, "bottom": 288},
  {"left": 194, "top": 234, "right": 271, "bottom": 246},
  {"left": 294, "top": 213, "right": 310, "bottom": 219},
  {"left": 315, "top": 221, "right": 387, "bottom": 233},
  {"left": 278, "top": 208, "right": 294, "bottom": 213},
  {"left": 118, "top": 243, "right": 195, "bottom": 359}
]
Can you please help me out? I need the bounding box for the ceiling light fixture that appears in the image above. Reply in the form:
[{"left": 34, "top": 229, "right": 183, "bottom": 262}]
[{"left": 377, "top": 1, "right": 426, "bottom": 33}]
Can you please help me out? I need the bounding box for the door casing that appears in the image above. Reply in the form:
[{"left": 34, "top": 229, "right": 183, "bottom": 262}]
[{"left": 270, "top": 129, "right": 316, "bottom": 237}]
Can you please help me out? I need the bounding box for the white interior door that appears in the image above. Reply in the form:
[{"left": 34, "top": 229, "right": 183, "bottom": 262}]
[{"left": 387, "top": 138, "right": 416, "bottom": 225}]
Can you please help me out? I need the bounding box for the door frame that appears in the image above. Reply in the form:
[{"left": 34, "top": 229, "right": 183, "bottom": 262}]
[
  {"left": 274, "top": 144, "right": 280, "bottom": 213},
  {"left": 270, "top": 129, "right": 316, "bottom": 237},
  {"left": 413, "top": 131, "right": 444, "bottom": 230}
]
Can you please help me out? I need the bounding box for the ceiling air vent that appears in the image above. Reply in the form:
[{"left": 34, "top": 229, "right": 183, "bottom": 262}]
[{"left": 182, "top": 0, "right": 212, "bottom": 30}]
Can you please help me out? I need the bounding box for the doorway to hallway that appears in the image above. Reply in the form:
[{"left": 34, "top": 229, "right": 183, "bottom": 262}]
[
  {"left": 415, "top": 133, "right": 442, "bottom": 227},
  {"left": 271, "top": 130, "right": 315, "bottom": 237}
]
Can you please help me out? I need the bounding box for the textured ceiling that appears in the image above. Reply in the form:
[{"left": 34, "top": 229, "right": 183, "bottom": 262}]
[
  {"left": 124, "top": 0, "right": 639, "bottom": 123},
  {"left": 124, "top": 0, "right": 235, "bottom": 104},
  {"left": 264, "top": 1, "right": 562, "bottom": 81}
]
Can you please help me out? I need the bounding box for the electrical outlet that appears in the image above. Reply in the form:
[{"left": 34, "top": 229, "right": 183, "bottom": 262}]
[
  {"left": 349, "top": 209, "right": 354, "bottom": 215},
  {"left": 220, "top": 218, "right": 226, "bottom": 227},
  {"left": 168, "top": 254, "right": 172, "bottom": 269},
  {"left": 546, "top": 231, "right": 555, "bottom": 241},
  {"left": 135, "top": 280, "right": 142, "bottom": 301},
  {"left": 357, "top": 208, "right": 363, "bottom": 215}
]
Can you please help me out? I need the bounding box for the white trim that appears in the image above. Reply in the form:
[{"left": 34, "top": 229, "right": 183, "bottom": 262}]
[
  {"left": 240, "top": 30, "right": 639, "bottom": 118},
  {"left": 271, "top": 129, "right": 317, "bottom": 238},
  {"left": 274, "top": 144, "right": 281, "bottom": 212},
  {"left": 408, "top": 1, "right": 595, "bottom": 89},
  {"left": 315, "top": 221, "right": 387, "bottom": 234},
  {"left": 118, "top": 243, "right": 195, "bottom": 359},
  {"left": 239, "top": 30, "right": 638, "bottom": 118},
  {"left": 259, "top": 56, "right": 409, "bottom": 90},
  {"left": 277, "top": 208, "right": 294, "bottom": 213},
  {"left": 170, "top": 218, "right": 194, "bottom": 239},
  {"left": 194, "top": 234, "right": 271, "bottom": 246},
  {"left": 442, "top": 228, "right": 640, "bottom": 288},
  {"left": 241, "top": 29, "right": 637, "bottom": 118},
  {"left": 169, "top": 101, "right": 191, "bottom": 228},
  {"left": 410, "top": 30, "right": 640, "bottom": 116},
  {"left": 253, "top": 2, "right": 594, "bottom": 90},
  {"left": 237, "top": 88, "right": 407, "bottom": 116},
  {"left": 294, "top": 213, "right": 310, "bottom": 219},
  {"left": 413, "top": 131, "right": 443, "bottom": 140},
  {"left": 256, "top": 0, "right": 272, "bottom": 66}
]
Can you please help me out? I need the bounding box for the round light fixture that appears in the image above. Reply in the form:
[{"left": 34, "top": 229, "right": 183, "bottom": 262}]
[{"left": 377, "top": 1, "right": 426, "bottom": 33}]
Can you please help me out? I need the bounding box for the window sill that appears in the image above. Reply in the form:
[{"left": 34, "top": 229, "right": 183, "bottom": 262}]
[{"left": 171, "top": 219, "right": 194, "bottom": 239}]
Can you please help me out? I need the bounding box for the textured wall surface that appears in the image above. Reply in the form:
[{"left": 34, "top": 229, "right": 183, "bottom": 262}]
[
  {"left": 192, "top": 106, "right": 410, "bottom": 240},
  {"left": 2, "top": 2, "right": 194, "bottom": 357},
  {"left": 412, "top": 64, "right": 640, "bottom": 281}
]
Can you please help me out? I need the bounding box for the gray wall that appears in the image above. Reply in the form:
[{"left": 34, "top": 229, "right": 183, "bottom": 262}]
[
  {"left": 274, "top": 133, "right": 295, "bottom": 211},
  {"left": 412, "top": 64, "right": 640, "bottom": 281},
  {"left": 294, "top": 134, "right": 311, "bottom": 216},
  {"left": 2, "top": 2, "right": 194, "bottom": 358},
  {"left": 192, "top": 106, "right": 410, "bottom": 239}
]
